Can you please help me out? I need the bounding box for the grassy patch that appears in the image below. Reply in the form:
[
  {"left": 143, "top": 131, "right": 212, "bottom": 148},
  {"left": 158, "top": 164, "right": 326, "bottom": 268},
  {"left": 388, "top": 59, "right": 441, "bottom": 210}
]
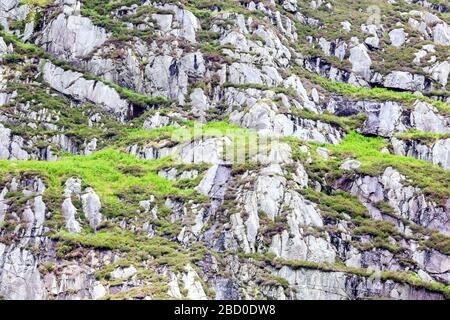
[
  {"left": 291, "top": 109, "right": 367, "bottom": 133},
  {"left": 323, "top": 132, "right": 450, "bottom": 201},
  {"left": 239, "top": 252, "right": 450, "bottom": 298},
  {"left": 395, "top": 130, "right": 450, "bottom": 144},
  {"left": 0, "top": 149, "right": 203, "bottom": 218},
  {"left": 296, "top": 68, "right": 450, "bottom": 116},
  {"left": 299, "top": 188, "right": 368, "bottom": 221}
]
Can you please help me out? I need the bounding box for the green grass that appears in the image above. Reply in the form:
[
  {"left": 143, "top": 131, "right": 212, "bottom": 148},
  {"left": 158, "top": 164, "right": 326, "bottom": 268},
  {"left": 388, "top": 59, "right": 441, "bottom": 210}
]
[
  {"left": 0, "top": 30, "right": 170, "bottom": 111},
  {"left": 291, "top": 109, "right": 367, "bottom": 133},
  {"left": 395, "top": 130, "right": 450, "bottom": 144},
  {"left": 299, "top": 188, "right": 368, "bottom": 220},
  {"left": 52, "top": 228, "right": 204, "bottom": 272},
  {"left": 295, "top": 68, "right": 450, "bottom": 116},
  {"left": 239, "top": 252, "right": 450, "bottom": 298},
  {"left": 120, "top": 120, "right": 257, "bottom": 145},
  {"left": 0, "top": 149, "right": 203, "bottom": 218},
  {"left": 321, "top": 132, "right": 450, "bottom": 201},
  {"left": 20, "top": 0, "right": 50, "bottom": 7}
]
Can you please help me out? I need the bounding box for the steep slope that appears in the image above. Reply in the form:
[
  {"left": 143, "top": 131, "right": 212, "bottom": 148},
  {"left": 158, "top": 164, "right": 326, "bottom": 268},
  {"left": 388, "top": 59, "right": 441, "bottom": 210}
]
[{"left": 0, "top": 0, "right": 449, "bottom": 300}]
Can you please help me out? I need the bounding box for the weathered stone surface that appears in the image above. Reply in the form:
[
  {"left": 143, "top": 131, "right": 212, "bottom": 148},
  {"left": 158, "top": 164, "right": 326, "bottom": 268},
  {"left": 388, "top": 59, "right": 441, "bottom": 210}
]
[
  {"left": 389, "top": 28, "right": 406, "bottom": 47},
  {"left": 42, "top": 62, "right": 129, "bottom": 121},
  {"left": 340, "top": 159, "right": 361, "bottom": 171},
  {"left": 349, "top": 167, "right": 449, "bottom": 235},
  {"left": 38, "top": 13, "right": 108, "bottom": 61},
  {"left": 411, "top": 101, "right": 448, "bottom": 133},
  {"left": 383, "top": 71, "right": 427, "bottom": 91},
  {"left": 182, "top": 265, "right": 207, "bottom": 300},
  {"left": 428, "top": 61, "right": 450, "bottom": 87},
  {"left": 391, "top": 137, "right": 450, "bottom": 170},
  {"left": 81, "top": 187, "right": 102, "bottom": 231},
  {"left": 349, "top": 44, "right": 372, "bottom": 80},
  {"left": 0, "top": 0, "right": 449, "bottom": 301},
  {"left": 62, "top": 197, "right": 81, "bottom": 233}
]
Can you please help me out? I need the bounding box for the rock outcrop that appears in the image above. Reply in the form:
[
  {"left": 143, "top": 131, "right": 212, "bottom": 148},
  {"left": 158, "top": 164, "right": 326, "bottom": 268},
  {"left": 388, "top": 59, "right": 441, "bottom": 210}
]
[{"left": 0, "top": 0, "right": 448, "bottom": 301}]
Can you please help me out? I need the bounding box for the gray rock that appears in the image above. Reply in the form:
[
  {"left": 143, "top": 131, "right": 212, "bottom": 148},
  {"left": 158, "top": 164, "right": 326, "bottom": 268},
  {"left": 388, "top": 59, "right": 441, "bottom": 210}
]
[
  {"left": 270, "top": 231, "right": 336, "bottom": 263},
  {"left": 341, "top": 21, "right": 352, "bottom": 32},
  {"left": 349, "top": 44, "right": 372, "bottom": 80},
  {"left": 383, "top": 71, "right": 426, "bottom": 91},
  {"left": 428, "top": 61, "right": 450, "bottom": 88},
  {"left": 392, "top": 137, "right": 450, "bottom": 170},
  {"left": 350, "top": 167, "right": 449, "bottom": 235},
  {"left": 152, "top": 13, "right": 173, "bottom": 33},
  {"left": 143, "top": 112, "right": 170, "bottom": 130},
  {"left": 64, "top": 177, "right": 82, "bottom": 196},
  {"left": 0, "top": 187, "right": 8, "bottom": 224},
  {"left": 432, "top": 139, "right": 450, "bottom": 170},
  {"left": 83, "top": 138, "right": 97, "bottom": 155},
  {"left": 433, "top": 23, "right": 450, "bottom": 45},
  {"left": 62, "top": 197, "right": 81, "bottom": 233},
  {"left": 195, "top": 165, "right": 231, "bottom": 199},
  {"left": 182, "top": 265, "right": 207, "bottom": 300},
  {"left": 317, "top": 147, "right": 329, "bottom": 160},
  {"left": 42, "top": 62, "right": 129, "bottom": 121},
  {"left": 81, "top": 187, "right": 102, "bottom": 231},
  {"left": 364, "top": 101, "right": 405, "bottom": 137},
  {"left": 0, "top": 0, "right": 19, "bottom": 12},
  {"left": 411, "top": 101, "right": 448, "bottom": 133},
  {"left": 39, "top": 13, "right": 108, "bottom": 61},
  {"left": 365, "top": 36, "right": 380, "bottom": 49},
  {"left": 0, "top": 246, "right": 46, "bottom": 300},
  {"left": 178, "top": 138, "right": 230, "bottom": 164},
  {"left": 229, "top": 63, "right": 264, "bottom": 85},
  {"left": 155, "top": 4, "right": 200, "bottom": 43},
  {"left": 110, "top": 265, "right": 137, "bottom": 280},
  {"left": 281, "top": 0, "right": 298, "bottom": 12},
  {"left": 389, "top": 28, "right": 406, "bottom": 47},
  {"left": 33, "top": 196, "right": 46, "bottom": 229},
  {"left": 158, "top": 168, "right": 178, "bottom": 181},
  {"left": 190, "top": 88, "right": 210, "bottom": 115},
  {"left": 408, "top": 18, "right": 429, "bottom": 38},
  {"left": 340, "top": 159, "right": 361, "bottom": 171},
  {"left": 167, "top": 273, "right": 182, "bottom": 299},
  {"left": 0, "top": 124, "right": 11, "bottom": 160},
  {"left": 0, "top": 36, "right": 9, "bottom": 54}
]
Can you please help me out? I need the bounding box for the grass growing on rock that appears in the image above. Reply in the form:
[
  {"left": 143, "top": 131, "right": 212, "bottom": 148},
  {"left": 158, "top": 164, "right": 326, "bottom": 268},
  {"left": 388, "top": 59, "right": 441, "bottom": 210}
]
[
  {"left": 0, "top": 149, "right": 203, "bottom": 217},
  {"left": 238, "top": 252, "right": 450, "bottom": 298},
  {"left": 316, "top": 131, "right": 450, "bottom": 201},
  {"left": 52, "top": 228, "right": 204, "bottom": 274},
  {"left": 20, "top": 0, "right": 50, "bottom": 7},
  {"left": 0, "top": 30, "right": 170, "bottom": 112},
  {"left": 295, "top": 68, "right": 450, "bottom": 116},
  {"left": 119, "top": 120, "right": 260, "bottom": 147},
  {"left": 299, "top": 188, "right": 368, "bottom": 221},
  {"left": 394, "top": 130, "right": 450, "bottom": 144}
]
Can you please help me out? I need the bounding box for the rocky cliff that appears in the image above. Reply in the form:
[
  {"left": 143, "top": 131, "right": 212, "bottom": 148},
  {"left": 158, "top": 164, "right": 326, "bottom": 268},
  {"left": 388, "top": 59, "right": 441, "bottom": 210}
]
[{"left": 0, "top": 0, "right": 449, "bottom": 300}]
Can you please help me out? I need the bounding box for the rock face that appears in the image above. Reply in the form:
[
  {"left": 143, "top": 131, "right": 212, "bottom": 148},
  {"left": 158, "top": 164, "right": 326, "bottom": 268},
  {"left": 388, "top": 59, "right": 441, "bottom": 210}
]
[
  {"left": 389, "top": 28, "right": 406, "bottom": 47},
  {"left": 349, "top": 44, "right": 372, "bottom": 80},
  {"left": 38, "top": 13, "right": 108, "bottom": 61},
  {"left": 0, "top": 244, "right": 46, "bottom": 300},
  {"left": 391, "top": 138, "right": 450, "bottom": 170},
  {"left": 81, "top": 187, "right": 102, "bottom": 231},
  {"left": 0, "top": 124, "right": 30, "bottom": 160},
  {"left": 42, "top": 62, "right": 130, "bottom": 121},
  {"left": 0, "top": 0, "right": 449, "bottom": 301},
  {"left": 62, "top": 197, "right": 81, "bottom": 233},
  {"left": 349, "top": 167, "right": 449, "bottom": 235},
  {"left": 428, "top": 61, "right": 450, "bottom": 88},
  {"left": 274, "top": 266, "right": 444, "bottom": 300},
  {"left": 383, "top": 71, "right": 428, "bottom": 92}
]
